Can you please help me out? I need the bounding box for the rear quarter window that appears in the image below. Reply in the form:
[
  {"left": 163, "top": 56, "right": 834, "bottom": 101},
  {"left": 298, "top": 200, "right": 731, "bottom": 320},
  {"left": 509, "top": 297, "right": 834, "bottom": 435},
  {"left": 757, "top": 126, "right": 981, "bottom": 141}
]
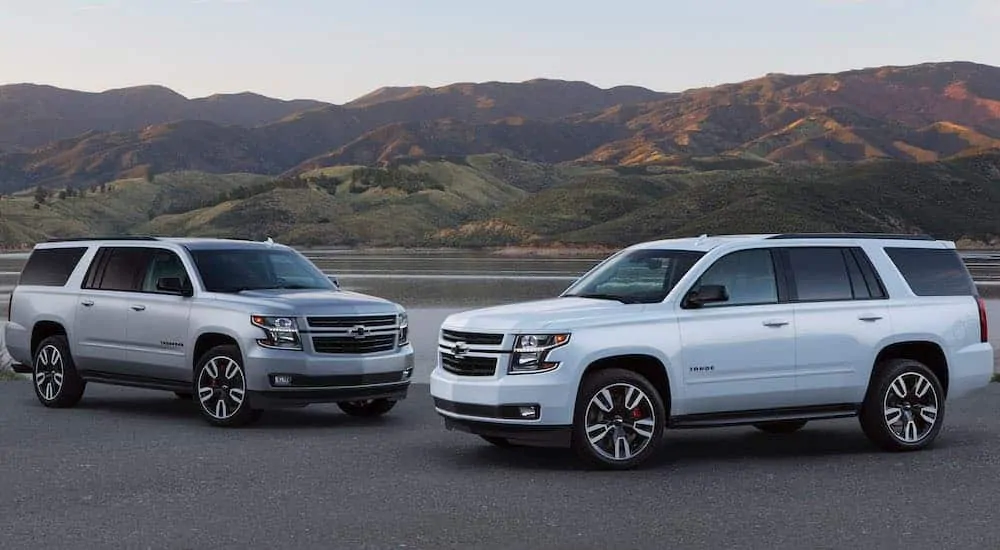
[
  {"left": 18, "top": 247, "right": 88, "bottom": 287},
  {"left": 883, "top": 247, "right": 977, "bottom": 296}
]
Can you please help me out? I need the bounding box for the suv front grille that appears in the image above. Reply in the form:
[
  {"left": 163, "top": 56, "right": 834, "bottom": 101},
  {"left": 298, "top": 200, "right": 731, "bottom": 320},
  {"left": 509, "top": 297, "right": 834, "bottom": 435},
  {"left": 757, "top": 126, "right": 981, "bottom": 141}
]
[
  {"left": 313, "top": 334, "right": 396, "bottom": 354},
  {"left": 308, "top": 315, "right": 397, "bottom": 329},
  {"left": 440, "top": 353, "right": 497, "bottom": 376},
  {"left": 440, "top": 329, "right": 504, "bottom": 346}
]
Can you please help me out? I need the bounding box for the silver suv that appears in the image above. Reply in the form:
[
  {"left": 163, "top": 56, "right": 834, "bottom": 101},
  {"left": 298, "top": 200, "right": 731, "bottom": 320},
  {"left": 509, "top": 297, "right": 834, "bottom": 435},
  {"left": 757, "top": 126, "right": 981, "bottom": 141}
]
[
  {"left": 431, "top": 233, "right": 993, "bottom": 469},
  {"left": 6, "top": 237, "right": 414, "bottom": 427}
]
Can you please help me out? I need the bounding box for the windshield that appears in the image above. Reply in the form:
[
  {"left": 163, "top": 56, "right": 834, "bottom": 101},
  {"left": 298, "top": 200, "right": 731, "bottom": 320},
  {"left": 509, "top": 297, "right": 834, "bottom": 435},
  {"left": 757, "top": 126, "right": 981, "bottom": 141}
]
[
  {"left": 190, "top": 248, "right": 335, "bottom": 293},
  {"left": 562, "top": 248, "right": 705, "bottom": 304}
]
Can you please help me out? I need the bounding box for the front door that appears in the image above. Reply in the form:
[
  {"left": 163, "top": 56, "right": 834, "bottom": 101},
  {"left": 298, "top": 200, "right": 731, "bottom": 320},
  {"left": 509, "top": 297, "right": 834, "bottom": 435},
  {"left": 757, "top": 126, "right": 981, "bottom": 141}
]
[
  {"left": 123, "top": 248, "right": 194, "bottom": 383},
  {"left": 676, "top": 248, "right": 798, "bottom": 415}
]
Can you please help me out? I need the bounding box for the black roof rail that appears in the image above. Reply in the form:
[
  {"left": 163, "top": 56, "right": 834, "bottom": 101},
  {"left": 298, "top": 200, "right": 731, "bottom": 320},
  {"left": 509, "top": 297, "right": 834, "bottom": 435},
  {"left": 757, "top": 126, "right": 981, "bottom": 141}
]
[
  {"left": 44, "top": 236, "right": 160, "bottom": 243},
  {"left": 766, "top": 232, "right": 935, "bottom": 241}
]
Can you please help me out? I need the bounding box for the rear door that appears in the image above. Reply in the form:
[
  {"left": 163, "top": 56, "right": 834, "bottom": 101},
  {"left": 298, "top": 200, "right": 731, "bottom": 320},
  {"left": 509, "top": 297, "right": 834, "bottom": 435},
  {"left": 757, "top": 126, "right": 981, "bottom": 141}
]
[
  {"left": 780, "top": 246, "right": 893, "bottom": 406},
  {"left": 73, "top": 247, "right": 148, "bottom": 375}
]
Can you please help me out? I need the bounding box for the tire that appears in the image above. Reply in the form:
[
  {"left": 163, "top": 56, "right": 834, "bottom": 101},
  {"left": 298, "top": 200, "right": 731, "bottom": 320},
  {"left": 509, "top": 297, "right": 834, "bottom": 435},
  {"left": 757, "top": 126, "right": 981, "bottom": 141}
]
[
  {"left": 193, "top": 345, "right": 261, "bottom": 427},
  {"left": 31, "top": 335, "right": 86, "bottom": 408},
  {"left": 571, "top": 368, "right": 666, "bottom": 470},
  {"left": 337, "top": 398, "right": 397, "bottom": 417},
  {"left": 753, "top": 420, "right": 808, "bottom": 434},
  {"left": 859, "top": 358, "right": 945, "bottom": 452}
]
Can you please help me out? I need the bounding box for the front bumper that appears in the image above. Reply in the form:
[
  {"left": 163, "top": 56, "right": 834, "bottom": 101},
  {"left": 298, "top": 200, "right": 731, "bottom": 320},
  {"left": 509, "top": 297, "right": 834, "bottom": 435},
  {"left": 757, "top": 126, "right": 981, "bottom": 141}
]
[
  {"left": 430, "top": 362, "right": 578, "bottom": 447},
  {"left": 244, "top": 344, "right": 415, "bottom": 408},
  {"left": 438, "top": 408, "right": 572, "bottom": 447}
]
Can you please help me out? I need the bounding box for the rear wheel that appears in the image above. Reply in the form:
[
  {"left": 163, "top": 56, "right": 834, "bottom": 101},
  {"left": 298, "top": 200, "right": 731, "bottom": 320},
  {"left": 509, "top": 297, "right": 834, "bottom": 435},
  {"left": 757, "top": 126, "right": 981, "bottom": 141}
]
[
  {"left": 753, "top": 420, "right": 807, "bottom": 434},
  {"left": 337, "top": 398, "right": 397, "bottom": 417},
  {"left": 32, "top": 335, "right": 86, "bottom": 408},
  {"left": 193, "top": 345, "right": 261, "bottom": 427},
  {"left": 571, "top": 368, "right": 665, "bottom": 470},
  {"left": 859, "top": 358, "right": 944, "bottom": 452}
]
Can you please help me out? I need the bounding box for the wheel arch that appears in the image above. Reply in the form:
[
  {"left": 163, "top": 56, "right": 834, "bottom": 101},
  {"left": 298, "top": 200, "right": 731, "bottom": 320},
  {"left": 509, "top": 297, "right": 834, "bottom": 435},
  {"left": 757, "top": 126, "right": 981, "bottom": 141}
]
[
  {"left": 870, "top": 340, "right": 950, "bottom": 398},
  {"left": 579, "top": 352, "right": 674, "bottom": 415},
  {"left": 192, "top": 330, "right": 244, "bottom": 371},
  {"left": 31, "top": 319, "right": 69, "bottom": 356}
]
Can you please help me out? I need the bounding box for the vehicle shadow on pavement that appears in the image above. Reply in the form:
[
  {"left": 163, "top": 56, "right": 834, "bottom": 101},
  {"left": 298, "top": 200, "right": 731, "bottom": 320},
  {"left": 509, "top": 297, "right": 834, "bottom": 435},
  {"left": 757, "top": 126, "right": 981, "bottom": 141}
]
[
  {"left": 71, "top": 394, "right": 406, "bottom": 430},
  {"left": 437, "top": 423, "right": 977, "bottom": 472}
]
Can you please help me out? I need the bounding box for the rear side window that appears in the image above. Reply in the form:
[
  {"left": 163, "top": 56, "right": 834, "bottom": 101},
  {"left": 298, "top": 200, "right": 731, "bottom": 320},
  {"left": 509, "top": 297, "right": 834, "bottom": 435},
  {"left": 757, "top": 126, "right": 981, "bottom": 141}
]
[
  {"left": 884, "top": 247, "right": 977, "bottom": 296},
  {"left": 18, "top": 247, "right": 87, "bottom": 286},
  {"left": 784, "top": 246, "right": 887, "bottom": 302},
  {"left": 83, "top": 247, "right": 154, "bottom": 292},
  {"left": 786, "top": 247, "right": 853, "bottom": 301}
]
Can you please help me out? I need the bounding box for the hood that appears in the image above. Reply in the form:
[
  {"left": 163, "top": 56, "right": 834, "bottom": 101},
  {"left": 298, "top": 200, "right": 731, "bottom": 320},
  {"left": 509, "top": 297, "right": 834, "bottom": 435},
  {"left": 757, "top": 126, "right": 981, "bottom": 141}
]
[
  {"left": 443, "top": 297, "right": 631, "bottom": 332},
  {"left": 208, "top": 289, "right": 401, "bottom": 316}
]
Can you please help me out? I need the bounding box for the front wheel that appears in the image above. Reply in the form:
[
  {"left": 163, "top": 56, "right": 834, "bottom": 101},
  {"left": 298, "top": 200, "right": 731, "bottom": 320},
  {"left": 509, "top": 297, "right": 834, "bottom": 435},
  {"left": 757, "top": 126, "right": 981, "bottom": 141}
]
[
  {"left": 193, "top": 345, "right": 261, "bottom": 427},
  {"left": 859, "top": 358, "right": 944, "bottom": 452},
  {"left": 32, "top": 335, "right": 86, "bottom": 408},
  {"left": 337, "top": 398, "right": 397, "bottom": 417},
  {"left": 571, "top": 368, "right": 666, "bottom": 470}
]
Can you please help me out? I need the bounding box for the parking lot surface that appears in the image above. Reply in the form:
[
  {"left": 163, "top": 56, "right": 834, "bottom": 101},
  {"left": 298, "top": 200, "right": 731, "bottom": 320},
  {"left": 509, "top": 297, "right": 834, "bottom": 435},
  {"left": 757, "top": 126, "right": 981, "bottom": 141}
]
[{"left": 1, "top": 381, "right": 999, "bottom": 549}]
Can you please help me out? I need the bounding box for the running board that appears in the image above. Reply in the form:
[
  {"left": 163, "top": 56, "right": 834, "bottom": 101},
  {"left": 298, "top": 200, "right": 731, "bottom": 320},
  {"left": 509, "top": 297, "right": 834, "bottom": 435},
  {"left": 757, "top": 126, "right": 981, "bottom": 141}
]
[
  {"left": 668, "top": 403, "right": 859, "bottom": 429},
  {"left": 79, "top": 370, "right": 190, "bottom": 392}
]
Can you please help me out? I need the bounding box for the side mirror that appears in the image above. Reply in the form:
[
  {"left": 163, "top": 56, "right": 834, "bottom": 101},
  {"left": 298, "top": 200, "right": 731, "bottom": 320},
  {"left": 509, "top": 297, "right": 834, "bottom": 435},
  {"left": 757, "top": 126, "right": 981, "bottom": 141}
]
[
  {"left": 157, "top": 277, "right": 192, "bottom": 297},
  {"left": 328, "top": 275, "right": 340, "bottom": 289},
  {"left": 684, "top": 284, "right": 728, "bottom": 308}
]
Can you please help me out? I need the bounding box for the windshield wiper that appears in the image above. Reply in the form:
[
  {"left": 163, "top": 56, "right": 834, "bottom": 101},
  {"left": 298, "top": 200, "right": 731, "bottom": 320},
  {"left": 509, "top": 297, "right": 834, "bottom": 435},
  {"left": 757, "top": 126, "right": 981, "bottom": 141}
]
[{"left": 563, "top": 293, "right": 634, "bottom": 304}]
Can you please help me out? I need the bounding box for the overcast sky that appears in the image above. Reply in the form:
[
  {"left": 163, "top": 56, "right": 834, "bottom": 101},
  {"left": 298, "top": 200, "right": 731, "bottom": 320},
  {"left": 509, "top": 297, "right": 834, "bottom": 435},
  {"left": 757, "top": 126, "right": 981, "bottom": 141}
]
[{"left": 0, "top": 0, "right": 996, "bottom": 104}]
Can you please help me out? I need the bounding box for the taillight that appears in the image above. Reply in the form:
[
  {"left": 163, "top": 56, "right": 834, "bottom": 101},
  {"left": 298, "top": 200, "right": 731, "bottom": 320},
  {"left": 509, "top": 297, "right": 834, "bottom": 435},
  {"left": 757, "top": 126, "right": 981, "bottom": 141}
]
[{"left": 977, "top": 296, "right": 989, "bottom": 343}]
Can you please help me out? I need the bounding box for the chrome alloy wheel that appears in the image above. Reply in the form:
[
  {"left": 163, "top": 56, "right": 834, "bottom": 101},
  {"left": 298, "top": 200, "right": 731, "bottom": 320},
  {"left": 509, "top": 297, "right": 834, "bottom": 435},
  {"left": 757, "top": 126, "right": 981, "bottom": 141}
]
[
  {"left": 34, "top": 344, "right": 65, "bottom": 401},
  {"left": 197, "top": 356, "right": 247, "bottom": 420},
  {"left": 584, "top": 383, "right": 657, "bottom": 461},
  {"left": 883, "top": 372, "right": 939, "bottom": 444}
]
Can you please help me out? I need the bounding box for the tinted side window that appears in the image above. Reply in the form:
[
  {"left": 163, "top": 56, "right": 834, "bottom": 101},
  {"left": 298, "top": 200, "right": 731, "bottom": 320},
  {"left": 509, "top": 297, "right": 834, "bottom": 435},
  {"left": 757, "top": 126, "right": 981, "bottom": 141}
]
[
  {"left": 88, "top": 247, "right": 153, "bottom": 292},
  {"left": 884, "top": 247, "right": 976, "bottom": 296},
  {"left": 786, "top": 247, "right": 853, "bottom": 301},
  {"left": 140, "top": 249, "right": 191, "bottom": 293},
  {"left": 694, "top": 249, "right": 778, "bottom": 307},
  {"left": 18, "top": 247, "right": 87, "bottom": 286}
]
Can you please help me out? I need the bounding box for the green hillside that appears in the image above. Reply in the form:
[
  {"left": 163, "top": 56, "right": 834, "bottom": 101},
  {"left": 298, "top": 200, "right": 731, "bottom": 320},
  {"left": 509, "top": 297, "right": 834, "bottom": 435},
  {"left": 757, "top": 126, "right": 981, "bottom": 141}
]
[{"left": 1, "top": 153, "right": 998, "bottom": 250}]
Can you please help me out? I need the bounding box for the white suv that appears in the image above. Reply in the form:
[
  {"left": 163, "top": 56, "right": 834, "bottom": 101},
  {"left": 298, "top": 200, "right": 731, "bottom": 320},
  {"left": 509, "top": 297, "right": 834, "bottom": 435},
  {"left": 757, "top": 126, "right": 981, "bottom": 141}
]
[{"left": 430, "top": 233, "right": 993, "bottom": 469}]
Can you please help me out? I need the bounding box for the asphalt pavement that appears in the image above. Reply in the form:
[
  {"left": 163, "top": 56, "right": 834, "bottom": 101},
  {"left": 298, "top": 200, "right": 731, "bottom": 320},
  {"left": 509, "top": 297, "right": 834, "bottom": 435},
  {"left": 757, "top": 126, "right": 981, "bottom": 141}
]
[{"left": 1, "top": 381, "right": 999, "bottom": 549}]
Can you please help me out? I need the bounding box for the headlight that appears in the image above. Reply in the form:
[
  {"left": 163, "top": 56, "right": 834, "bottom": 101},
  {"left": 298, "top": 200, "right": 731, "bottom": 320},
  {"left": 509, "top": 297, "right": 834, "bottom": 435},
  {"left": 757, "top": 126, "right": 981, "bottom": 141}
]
[
  {"left": 509, "top": 333, "right": 570, "bottom": 374},
  {"left": 397, "top": 311, "right": 409, "bottom": 346},
  {"left": 251, "top": 315, "right": 302, "bottom": 350}
]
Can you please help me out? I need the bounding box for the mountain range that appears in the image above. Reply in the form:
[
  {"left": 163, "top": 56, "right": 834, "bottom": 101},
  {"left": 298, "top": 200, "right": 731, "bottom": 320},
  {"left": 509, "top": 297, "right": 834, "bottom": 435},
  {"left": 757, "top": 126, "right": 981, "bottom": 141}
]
[{"left": 0, "top": 60, "right": 998, "bottom": 249}]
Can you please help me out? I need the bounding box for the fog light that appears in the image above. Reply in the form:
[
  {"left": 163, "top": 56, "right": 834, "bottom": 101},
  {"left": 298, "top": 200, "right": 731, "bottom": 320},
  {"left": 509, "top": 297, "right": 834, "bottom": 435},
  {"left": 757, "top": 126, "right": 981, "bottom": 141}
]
[
  {"left": 272, "top": 375, "right": 293, "bottom": 387},
  {"left": 401, "top": 367, "right": 413, "bottom": 381},
  {"left": 518, "top": 406, "right": 539, "bottom": 419}
]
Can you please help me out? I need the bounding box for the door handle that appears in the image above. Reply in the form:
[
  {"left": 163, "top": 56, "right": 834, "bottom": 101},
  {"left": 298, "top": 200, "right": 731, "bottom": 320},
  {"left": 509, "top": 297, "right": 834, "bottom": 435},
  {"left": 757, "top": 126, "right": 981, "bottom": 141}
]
[
  {"left": 762, "top": 319, "right": 789, "bottom": 327},
  {"left": 81, "top": 300, "right": 94, "bottom": 307},
  {"left": 858, "top": 314, "right": 883, "bottom": 322},
  {"left": 131, "top": 304, "right": 146, "bottom": 311}
]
